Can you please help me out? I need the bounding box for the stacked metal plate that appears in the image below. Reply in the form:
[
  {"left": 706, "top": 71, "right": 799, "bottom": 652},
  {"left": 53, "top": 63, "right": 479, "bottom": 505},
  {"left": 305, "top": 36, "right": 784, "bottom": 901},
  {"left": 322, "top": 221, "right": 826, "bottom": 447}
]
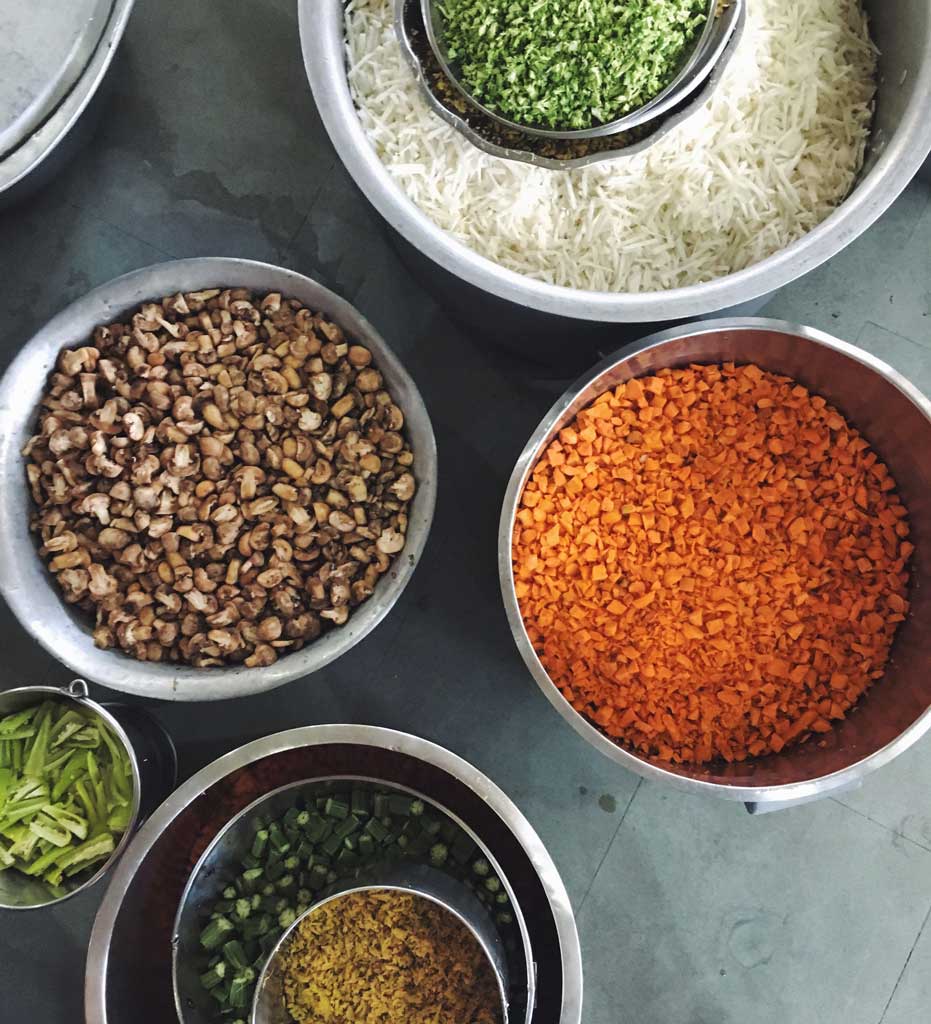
[{"left": 0, "top": 0, "right": 134, "bottom": 203}]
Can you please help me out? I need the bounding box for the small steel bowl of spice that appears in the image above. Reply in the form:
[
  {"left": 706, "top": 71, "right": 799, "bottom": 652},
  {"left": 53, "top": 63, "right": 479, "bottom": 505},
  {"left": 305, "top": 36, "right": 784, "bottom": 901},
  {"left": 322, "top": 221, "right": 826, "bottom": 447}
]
[
  {"left": 0, "top": 679, "right": 141, "bottom": 910},
  {"left": 172, "top": 776, "right": 526, "bottom": 1023},
  {"left": 0, "top": 258, "right": 436, "bottom": 700},
  {"left": 500, "top": 318, "right": 931, "bottom": 807},
  {"left": 252, "top": 865, "right": 508, "bottom": 1024},
  {"left": 420, "top": 0, "right": 739, "bottom": 139}
]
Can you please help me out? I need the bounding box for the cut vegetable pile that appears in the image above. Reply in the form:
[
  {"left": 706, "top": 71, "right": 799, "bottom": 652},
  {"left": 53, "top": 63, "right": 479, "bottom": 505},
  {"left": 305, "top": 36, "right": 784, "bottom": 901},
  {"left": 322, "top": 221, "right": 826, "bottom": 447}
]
[
  {"left": 438, "top": 0, "right": 708, "bottom": 130},
  {"left": 0, "top": 701, "right": 133, "bottom": 891},
  {"left": 512, "top": 364, "right": 913, "bottom": 764},
  {"left": 193, "top": 783, "right": 513, "bottom": 1020}
]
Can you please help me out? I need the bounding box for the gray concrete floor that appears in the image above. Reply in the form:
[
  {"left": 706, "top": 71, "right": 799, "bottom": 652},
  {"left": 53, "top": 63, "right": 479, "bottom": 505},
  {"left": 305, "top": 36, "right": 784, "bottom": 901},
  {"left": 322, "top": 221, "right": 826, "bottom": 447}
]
[{"left": 1, "top": 1, "right": 930, "bottom": 1022}]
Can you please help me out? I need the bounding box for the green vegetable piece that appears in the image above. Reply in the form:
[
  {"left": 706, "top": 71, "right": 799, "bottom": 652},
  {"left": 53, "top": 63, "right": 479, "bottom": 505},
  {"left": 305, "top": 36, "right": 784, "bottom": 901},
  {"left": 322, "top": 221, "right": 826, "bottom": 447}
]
[
  {"left": 358, "top": 833, "right": 375, "bottom": 859},
  {"left": 0, "top": 707, "right": 38, "bottom": 735},
  {"left": 350, "top": 788, "right": 371, "bottom": 818},
  {"left": 429, "top": 842, "right": 448, "bottom": 866},
  {"left": 23, "top": 705, "right": 54, "bottom": 779},
  {"left": 200, "top": 961, "right": 227, "bottom": 990},
  {"left": 472, "top": 857, "right": 491, "bottom": 877},
  {"left": 333, "top": 814, "right": 361, "bottom": 841},
  {"left": 296, "top": 887, "right": 312, "bottom": 904},
  {"left": 336, "top": 846, "right": 359, "bottom": 868},
  {"left": 421, "top": 815, "right": 442, "bottom": 836},
  {"left": 484, "top": 876, "right": 501, "bottom": 894},
  {"left": 324, "top": 797, "right": 349, "bottom": 821},
  {"left": 199, "top": 915, "right": 235, "bottom": 951},
  {"left": 278, "top": 907, "right": 296, "bottom": 929},
  {"left": 450, "top": 831, "right": 476, "bottom": 864},
  {"left": 303, "top": 813, "right": 328, "bottom": 842},
  {"left": 387, "top": 795, "right": 412, "bottom": 817},
  {"left": 267, "top": 822, "right": 289, "bottom": 854},
  {"left": 28, "top": 813, "right": 71, "bottom": 848},
  {"left": 249, "top": 828, "right": 269, "bottom": 860},
  {"left": 363, "top": 817, "right": 389, "bottom": 842},
  {"left": 51, "top": 750, "right": 88, "bottom": 801},
  {"left": 259, "top": 929, "right": 282, "bottom": 955},
  {"left": 222, "top": 940, "right": 250, "bottom": 972},
  {"left": 241, "top": 913, "right": 272, "bottom": 941},
  {"left": 241, "top": 867, "right": 264, "bottom": 895},
  {"left": 233, "top": 898, "right": 252, "bottom": 921},
  {"left": 372, "top": 793, "right": 390, "bottom": 818},
  {"left": 228, "top": 967, "right": 255, "bottom": 1010},
  {"left": 209, "top": 980, "right": 230, "bottom": 1005},
  {"left": 496, "top": 911, "right": 514, "bottom": 926},
  {"left": 69, "top": 725, "right": 101, "bottom": 749},
  {"left": 308, "top": 863, "right": 329, "bottom": 891},
  {"left": 409, "top": 799, "right": 425, "bottom": 817},
  {"left": 320, "top": 831, "right": 343, "bottom": 858}
]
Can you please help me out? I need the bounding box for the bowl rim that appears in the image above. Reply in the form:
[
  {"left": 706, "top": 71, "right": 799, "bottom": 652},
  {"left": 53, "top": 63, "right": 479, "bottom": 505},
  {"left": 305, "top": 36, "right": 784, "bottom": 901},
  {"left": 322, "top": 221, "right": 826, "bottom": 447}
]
[
  {"left": 85, "top": 725, "right": 582, "bottom": 1024},
  {"left": 170, "top": 774, "right": 531, "bottom": 1024},
  {"left": 497, "top": 315, "right": 931, "bottom": 803},
  {"left": 0, "top": 257, "right": 438, "bottom": 701},
  {"left": 0, "top": 679, "right": 142, "bottom": 910}
]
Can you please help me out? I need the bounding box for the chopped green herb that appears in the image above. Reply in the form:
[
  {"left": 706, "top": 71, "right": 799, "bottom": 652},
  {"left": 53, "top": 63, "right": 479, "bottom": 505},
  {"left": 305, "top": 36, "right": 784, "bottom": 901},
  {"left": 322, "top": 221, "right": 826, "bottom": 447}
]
[{"left": 439, "top": 0, "right": 709, "bottom": 129}]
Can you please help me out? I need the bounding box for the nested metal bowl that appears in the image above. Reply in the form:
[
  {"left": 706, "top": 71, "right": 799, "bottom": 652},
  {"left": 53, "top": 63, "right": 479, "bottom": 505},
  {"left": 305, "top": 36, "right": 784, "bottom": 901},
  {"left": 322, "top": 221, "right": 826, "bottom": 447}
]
[
  {"left": 172, "top": 777, "right": 529, "bottom": 1024},
  {"left": 0, "top": 679, "right": 141, "bottom": 910},
  {"left": 499, "top": 318, "right": 931, "bottom": 807},
  {"left": 85, "top": 726, "right": 581, "bottom": 1024},
  {"left": 252, "top": 865, "right": 510, "bottom": 1024},
  {"left": 0, "top": 258, "right": 437, "bottom": 701},
  {"left": 396, "top": 0, "right": 745, "bottom": 169},
  {"left": 420, "top": 0, "right": 736, "bottom": 140}
]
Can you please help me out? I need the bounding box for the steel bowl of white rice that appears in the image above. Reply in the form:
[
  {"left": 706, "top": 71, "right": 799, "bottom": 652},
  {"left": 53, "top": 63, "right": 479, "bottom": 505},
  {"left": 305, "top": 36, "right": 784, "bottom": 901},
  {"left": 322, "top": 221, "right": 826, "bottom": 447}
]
[{"left": 300, "top": 0, "right": 931, "bottom": 324}]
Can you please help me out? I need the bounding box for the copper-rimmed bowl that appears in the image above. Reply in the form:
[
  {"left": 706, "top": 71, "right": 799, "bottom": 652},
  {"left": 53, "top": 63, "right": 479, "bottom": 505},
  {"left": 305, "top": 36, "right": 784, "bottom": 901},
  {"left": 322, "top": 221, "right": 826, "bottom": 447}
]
[{"left": 499, "top": 318, "right": 931, "bottom": 807}]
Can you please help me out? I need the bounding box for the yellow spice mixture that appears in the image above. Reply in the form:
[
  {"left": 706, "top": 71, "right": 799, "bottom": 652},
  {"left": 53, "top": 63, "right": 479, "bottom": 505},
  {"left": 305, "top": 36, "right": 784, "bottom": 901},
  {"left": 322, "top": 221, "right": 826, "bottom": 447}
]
[{"left": 280, "top": 889, "right": 503, "bottom": 1024}]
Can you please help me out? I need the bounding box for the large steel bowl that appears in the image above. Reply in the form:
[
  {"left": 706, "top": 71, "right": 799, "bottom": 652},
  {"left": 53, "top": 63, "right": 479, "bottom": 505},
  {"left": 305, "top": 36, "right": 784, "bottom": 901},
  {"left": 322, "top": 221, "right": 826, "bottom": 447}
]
[
  {"left": 301, "top": 0, "right": 931, "bottom": 323},
  {"left": 84, "top": 725, "right": 582, "bottom": 1024},
  {"left": 499, "top": 318, "right": 931, "bottom": 806},
  {"left": 0, "top": 258, "right": 437, "bottom": 701}
]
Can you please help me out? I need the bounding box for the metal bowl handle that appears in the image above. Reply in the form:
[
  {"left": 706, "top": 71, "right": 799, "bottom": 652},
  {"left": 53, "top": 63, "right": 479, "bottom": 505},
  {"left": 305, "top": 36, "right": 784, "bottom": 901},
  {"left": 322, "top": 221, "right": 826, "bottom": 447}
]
[{"left": 67, "top": 678, "right": 90, "bottom": 699}]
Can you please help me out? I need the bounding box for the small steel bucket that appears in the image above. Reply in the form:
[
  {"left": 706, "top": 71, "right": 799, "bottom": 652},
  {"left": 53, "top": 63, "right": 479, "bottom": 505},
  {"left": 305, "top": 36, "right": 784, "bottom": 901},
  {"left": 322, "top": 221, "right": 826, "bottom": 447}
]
[
  {"left": 0, "top": 679, "right": 176, "bottom": 910},
  {"left": 252, "top": 862, "right": 509, "bottom": 1024}
]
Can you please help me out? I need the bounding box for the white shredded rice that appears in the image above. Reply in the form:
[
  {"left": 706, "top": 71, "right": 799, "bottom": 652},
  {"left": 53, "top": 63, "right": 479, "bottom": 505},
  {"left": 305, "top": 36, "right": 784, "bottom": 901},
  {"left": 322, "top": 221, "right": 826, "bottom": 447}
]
[{"left": 344, "top": 0, "right": 878, "bottom": 293}]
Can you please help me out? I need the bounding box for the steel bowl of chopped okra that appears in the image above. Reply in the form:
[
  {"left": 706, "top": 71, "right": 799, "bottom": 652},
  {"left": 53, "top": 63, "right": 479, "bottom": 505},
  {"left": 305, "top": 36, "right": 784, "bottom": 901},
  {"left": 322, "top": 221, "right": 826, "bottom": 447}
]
[
  {"left": 172, "top": 777, "right": 535, "bottom": 1024},
  {"left": 0, "top": 679, "right": 140, "bottom": 910}
]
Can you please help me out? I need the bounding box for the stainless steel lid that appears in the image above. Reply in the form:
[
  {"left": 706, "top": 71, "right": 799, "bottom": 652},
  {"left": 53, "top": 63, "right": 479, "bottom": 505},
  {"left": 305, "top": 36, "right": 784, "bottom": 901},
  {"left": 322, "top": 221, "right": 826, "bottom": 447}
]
[{"left": 0, "top": 0, "right": 115, "bottom": 158}]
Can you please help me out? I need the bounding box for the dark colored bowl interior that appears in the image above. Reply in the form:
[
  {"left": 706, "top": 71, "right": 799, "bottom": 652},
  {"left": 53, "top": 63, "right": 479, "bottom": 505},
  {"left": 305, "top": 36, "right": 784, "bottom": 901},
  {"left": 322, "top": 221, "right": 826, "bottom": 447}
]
[{"left": 99, "top": 744, "right": 563, "bottom": 1024}]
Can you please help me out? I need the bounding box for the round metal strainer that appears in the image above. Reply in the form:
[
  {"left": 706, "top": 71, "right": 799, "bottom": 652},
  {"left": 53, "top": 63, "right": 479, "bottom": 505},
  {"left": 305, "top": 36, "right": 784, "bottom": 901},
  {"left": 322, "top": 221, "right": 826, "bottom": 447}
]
[{"left": 420, "top": 0, "right": 738, "bottom": 139}]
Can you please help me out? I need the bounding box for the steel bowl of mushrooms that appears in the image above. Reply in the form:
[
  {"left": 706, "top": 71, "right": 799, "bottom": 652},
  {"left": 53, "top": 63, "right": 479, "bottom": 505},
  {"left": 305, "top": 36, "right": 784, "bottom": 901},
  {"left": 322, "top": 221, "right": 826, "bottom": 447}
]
[{"left": 0, "top": 258, "right": 437, "bottom": 700}]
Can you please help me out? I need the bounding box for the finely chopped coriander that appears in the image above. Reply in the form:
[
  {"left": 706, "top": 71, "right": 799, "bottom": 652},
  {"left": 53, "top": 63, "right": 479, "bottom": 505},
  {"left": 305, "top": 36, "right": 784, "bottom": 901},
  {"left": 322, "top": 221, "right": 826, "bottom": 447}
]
[{"left": 438, "top": 0, "right": 708, "bottom": 129}]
